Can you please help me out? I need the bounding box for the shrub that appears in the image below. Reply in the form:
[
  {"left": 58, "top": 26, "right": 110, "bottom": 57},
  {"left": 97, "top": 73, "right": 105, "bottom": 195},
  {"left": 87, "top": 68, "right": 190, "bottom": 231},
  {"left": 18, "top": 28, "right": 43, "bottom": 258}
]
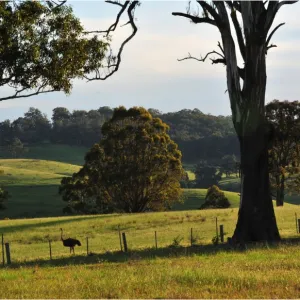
[{"left": 200, "top": 185, "right": 230, "bottom": 209}]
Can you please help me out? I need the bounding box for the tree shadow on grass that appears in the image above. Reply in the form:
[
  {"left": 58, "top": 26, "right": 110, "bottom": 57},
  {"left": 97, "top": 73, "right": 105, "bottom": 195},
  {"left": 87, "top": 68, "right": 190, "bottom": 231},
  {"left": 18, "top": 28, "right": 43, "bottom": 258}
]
[{"left": 6, "top": 236, "right": 300, "bottom": 269}]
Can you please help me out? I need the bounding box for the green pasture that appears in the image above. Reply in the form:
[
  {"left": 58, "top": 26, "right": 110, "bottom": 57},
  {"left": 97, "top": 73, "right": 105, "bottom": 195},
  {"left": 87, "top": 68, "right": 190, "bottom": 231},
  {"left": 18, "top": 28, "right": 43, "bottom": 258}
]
[{"left": 0, "top": 206, "right": 299, "bottom": 298}]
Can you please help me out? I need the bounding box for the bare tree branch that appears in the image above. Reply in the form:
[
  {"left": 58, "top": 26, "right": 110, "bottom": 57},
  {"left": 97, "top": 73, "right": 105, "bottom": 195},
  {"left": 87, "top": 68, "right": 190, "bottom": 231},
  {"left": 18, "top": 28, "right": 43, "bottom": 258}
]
[
  {"left": 265, "top": 1, "right": 297, "bottom": 34},
  {"left": 266, "top": 44, "right": 277, "bottom": 52},
  {"left": 84, "top": 1, "right": 130, "bottom": 35},
  {"left": 228, "top": 7, "right": 245, "bottom": 61},
  {"left": 86, "top": 1, "right": 139, "bottom": 81},
  {"left": 171, "top": 12, "right": 217, "bottom": 26},
  {"left": 46, "top": 0, "right": 67, "bottom": 9},
  {"left": 266, "top": 22, "right": 285, "bottom": 51},
  {"left": 278, "top": 0, "right": 299, "bottom": 9},
  {"left": 105, "top": 0, "right": 123, "bottom": 7},
  {"left": 217, "top": 41, "right": 225, "bottom": 56},
  {"left": 0, "top": 87, "right": 58, "bottom": 102},
  {"left": 198, "top": 1, "right": 223, "bottom": 26},
  {"left": 178, "top": 49, "right": 226, "bottom": 65}
]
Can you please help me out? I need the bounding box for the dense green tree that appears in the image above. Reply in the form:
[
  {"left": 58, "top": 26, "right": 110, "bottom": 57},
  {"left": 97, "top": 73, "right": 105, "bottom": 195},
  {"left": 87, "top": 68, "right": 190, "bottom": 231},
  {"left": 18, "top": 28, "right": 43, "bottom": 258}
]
[
  {"left": 0, "top": 120, "right": 13, "bottom": 146},
  {"left": 266, "top": 100, "right": 300, "bottom": 206},
  {"left": 60, "top": 107, "right": 183, "bottom": 213},
  {"left": 0, "top": 1, "right": 108, "bottom": 102}
]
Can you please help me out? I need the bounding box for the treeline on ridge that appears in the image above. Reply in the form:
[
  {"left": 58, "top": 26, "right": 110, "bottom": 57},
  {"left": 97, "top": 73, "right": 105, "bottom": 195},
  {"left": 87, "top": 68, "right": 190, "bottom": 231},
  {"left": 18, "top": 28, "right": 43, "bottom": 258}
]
[{"left": 0, "top": 106, "right": 239, "bottom": 162}]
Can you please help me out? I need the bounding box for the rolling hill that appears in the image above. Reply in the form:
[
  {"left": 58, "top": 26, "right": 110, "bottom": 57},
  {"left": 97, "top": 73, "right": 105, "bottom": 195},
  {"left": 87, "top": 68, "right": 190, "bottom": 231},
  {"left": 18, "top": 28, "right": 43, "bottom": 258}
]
[{"left": 0, "top": 144, "right": 299, "bottom": 219}]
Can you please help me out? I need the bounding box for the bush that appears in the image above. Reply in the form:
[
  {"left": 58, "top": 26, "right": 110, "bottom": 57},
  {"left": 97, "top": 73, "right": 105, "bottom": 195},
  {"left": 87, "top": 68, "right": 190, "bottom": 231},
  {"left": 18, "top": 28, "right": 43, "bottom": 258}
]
[{"left": 200, "top": 185, "right": 230, "bottom": 209}]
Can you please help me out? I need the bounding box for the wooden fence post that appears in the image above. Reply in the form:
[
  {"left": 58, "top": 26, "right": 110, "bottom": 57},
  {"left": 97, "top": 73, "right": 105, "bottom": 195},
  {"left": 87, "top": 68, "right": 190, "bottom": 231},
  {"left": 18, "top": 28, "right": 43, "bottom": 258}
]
[
  {"left": 86, "top": 237, "right": 89, "bottom": 255},
  {"left": 1, "top": 234, "right": 4, "bottom": 266},
  {"left": 190, "top": 228, "right": 193, "bottom": 246},
  {"left": 155, "top": 231, "right": 158, "bottom": 250},
  {"left": 5, "top": 243, "right": 11, "bottom": 265},
  {"left": 122, "top": 232, "right": 128, "bottom": 253},
  {"left": 298, "top": 219, "right": 300, "bottom": 235},
  {"left": 48, "top": 240, "right": 52, "bottom": 260},
  {"left": 220, "top": 225, "right": 224, "bottom": 243},
  {"left": 215, "top": 217, "right": 219, "bottom": 244},
  {"left": 118, "top": 225, "right": 123, "bottom": 252}
]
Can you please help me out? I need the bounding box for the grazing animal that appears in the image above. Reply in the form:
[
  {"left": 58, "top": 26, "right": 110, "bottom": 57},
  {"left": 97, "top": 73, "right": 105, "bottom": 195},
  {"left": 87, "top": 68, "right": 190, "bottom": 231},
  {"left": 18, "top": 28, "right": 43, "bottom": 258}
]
[{"left": 60, "top": 228, "right": 81, "bottom": 254}]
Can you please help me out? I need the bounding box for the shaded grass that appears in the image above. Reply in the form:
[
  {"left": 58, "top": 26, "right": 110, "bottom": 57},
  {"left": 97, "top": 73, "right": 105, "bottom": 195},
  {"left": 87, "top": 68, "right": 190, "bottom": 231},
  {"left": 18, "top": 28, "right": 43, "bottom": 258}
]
[{"left": 0, "top": 144, "right": 88, "bottom": 166}]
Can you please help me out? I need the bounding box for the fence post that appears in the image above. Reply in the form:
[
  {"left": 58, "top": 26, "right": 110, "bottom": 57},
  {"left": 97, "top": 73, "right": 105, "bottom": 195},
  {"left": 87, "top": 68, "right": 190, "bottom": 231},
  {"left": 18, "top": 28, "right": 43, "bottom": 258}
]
[
  {"left": 5, "top": 243, "right": 11, "bottom": 265},
  {"left": 118, "top": 225, "right": 123, "bottom": 252},
  {"left": 48, "top": 240, "right": 52, "bottom": 260},
  {"left": 86, "top": 237, "right": 89, "bottom": 255},
  {"left": 155, "top": 231, "right": 158, "bottom": 250},
  {"left": 1, "top": 234, "right": 4, "bottom": 266},
  {"left": 220, "top": 225, "right": 224, "bottom": 243},
  {"left": 296, "top": 213, "right": 298, "bottom": 234},
  {"left": 190, "top": 228, "right": 193, "bottom": 246},
  {"left": 298, "top": 219, "right": 300, "bottom": 235},
  {"left": 215, "top": 217, "right": 219, "bottom": 244},
  {"left": 122, "top": 232, "right": 128, "bottom": 253}
]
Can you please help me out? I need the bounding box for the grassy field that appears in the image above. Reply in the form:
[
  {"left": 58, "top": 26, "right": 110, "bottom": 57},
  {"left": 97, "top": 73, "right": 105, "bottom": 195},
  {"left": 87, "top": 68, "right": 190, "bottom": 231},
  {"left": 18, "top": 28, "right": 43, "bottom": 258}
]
[
  {"left": 0, "top": 158, "right": 242, "bottom": 219},
  {"left": 0, "top": 206, "right": 299, "bottom": 298},
  {"left": 0, "top": 144, "right": 298, "bottom": 218},
  {"left": 0, "top": 159, "right": 81, "bottom": 218},
  {"left": 0, "top": 146, "right": 300, "bottom": 298}
]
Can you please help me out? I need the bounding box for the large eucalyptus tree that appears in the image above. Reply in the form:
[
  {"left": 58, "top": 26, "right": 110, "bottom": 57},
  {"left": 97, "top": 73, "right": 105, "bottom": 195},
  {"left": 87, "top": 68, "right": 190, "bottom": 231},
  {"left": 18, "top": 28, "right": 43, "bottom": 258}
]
[{"left": 86, "top": 0, "right": 298, "bottom": 242}]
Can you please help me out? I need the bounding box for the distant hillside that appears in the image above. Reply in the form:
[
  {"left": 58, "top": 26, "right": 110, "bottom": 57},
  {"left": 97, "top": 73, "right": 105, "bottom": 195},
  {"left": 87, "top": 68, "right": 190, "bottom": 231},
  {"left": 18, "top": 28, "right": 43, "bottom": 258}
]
[
  {"left": 0, "top": 159, "right": 81, "bottom": 218},
  {"left": 0, "top": 107, "right": 239, "bottom": 163},
  {"left": 0, "top": 157, "right": 243, "bottom": 219}
]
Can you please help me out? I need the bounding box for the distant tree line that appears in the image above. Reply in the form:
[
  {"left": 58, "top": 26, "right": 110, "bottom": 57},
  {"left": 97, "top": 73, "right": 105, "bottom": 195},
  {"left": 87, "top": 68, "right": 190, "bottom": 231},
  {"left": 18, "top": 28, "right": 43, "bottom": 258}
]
[{"left": 0, "top": 106, "right": 239, "bottom": 162}]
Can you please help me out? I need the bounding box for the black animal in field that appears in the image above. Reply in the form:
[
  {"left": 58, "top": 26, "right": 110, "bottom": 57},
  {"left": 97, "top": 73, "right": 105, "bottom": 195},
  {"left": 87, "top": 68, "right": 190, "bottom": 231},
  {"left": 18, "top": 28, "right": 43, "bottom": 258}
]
[{"left": 60, "top": 228, "right": 81, "bottom": 254}]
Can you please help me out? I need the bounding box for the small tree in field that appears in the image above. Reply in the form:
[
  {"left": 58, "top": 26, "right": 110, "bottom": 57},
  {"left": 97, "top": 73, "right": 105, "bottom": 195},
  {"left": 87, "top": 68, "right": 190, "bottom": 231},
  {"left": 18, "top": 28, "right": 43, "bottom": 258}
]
[
  {"left": 200, "top": 185, "right": 230, "bottom": 209},
  {"left": 60, "top": 107, "right": 184, "bottom": 213}
]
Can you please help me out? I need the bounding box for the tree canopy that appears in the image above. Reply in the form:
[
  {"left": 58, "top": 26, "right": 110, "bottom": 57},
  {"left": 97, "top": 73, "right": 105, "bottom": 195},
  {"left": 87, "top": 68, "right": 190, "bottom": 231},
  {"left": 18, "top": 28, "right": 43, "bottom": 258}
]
[
  {"left": 0, "top": 0, "right": 108, "bottom": 101},
  {"left": 59, "top": 107, "right": 184, "bottom": 213},
  {"left": 266, "top": 100, "right": 300, "bottom": 206}
]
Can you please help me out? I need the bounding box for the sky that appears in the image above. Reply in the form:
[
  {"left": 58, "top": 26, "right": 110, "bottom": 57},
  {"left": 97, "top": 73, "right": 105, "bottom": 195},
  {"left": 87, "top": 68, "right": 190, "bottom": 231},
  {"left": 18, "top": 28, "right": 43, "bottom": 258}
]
[{"left": 0, "top": 1, "right": 300, "bottom": 121}]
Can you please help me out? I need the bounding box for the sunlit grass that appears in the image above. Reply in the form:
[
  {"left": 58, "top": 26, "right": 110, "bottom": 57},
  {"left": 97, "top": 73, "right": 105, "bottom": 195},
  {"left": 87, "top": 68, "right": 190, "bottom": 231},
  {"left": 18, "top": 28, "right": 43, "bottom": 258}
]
[{"left": 0, "top": 206, "right": 299, "bottom": 298}]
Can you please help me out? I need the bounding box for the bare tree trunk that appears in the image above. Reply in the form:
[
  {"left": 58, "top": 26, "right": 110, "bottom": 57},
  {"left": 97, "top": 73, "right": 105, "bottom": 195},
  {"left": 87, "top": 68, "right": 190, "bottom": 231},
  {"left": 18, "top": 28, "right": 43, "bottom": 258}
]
[
  {"left": 276, "top": 174, "right": 285, "bottom": 206},
  {"left": 231, "top": 42, "right": 280, "bottom": 243},
  {"left": 233, "top": 130, "right": 280, "bottom": 242}
]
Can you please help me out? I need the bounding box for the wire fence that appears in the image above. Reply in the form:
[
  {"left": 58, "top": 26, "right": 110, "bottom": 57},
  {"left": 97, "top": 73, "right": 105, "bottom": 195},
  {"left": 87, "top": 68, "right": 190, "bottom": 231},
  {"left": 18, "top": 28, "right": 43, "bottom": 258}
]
[{"left": 1, "top": 214, "right": 300, "bottom": 266}]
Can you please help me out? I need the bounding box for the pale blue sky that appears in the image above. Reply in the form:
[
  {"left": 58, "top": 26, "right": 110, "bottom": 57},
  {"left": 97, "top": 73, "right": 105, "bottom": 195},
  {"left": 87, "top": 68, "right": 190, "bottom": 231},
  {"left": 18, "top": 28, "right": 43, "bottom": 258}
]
[{"left": 0, "top": 1, "right": 299, "bottom": 121}]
